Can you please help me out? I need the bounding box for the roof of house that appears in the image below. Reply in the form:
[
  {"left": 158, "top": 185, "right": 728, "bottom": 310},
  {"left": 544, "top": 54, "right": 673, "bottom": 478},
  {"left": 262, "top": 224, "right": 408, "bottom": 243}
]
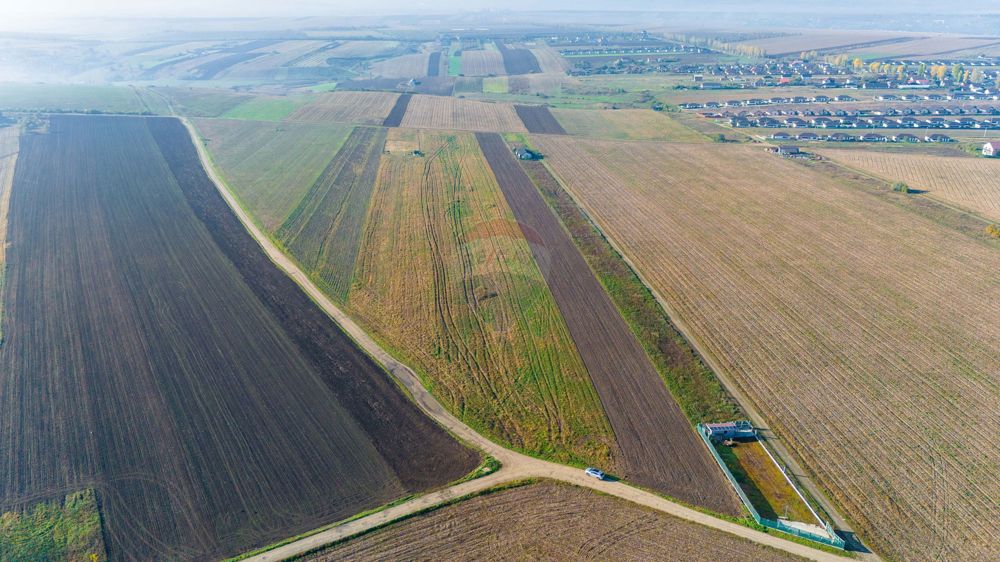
[{"left": 984, "top": 141, "right": 1000, "bottom": 149}]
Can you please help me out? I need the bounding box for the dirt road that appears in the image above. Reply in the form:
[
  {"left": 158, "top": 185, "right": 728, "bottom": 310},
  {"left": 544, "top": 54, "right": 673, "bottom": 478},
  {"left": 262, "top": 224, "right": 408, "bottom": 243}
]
[{"left": 181, "top": 118, "right": 856, "bottom": 562}]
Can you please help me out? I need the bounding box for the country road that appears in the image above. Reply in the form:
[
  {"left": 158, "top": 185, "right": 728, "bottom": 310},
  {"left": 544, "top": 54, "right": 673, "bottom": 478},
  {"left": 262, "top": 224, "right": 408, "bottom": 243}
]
[{"left": 181, "top": 118, "right": 853, "bottom": 562}]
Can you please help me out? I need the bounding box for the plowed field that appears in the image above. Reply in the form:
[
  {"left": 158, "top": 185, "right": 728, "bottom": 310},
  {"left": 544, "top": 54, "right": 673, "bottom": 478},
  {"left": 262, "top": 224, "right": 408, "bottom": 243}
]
[
  {"left": 535, "top": 136, "right": 1000, "bottom": 562},
  {"left": 477, "top": 133, "right": 741, "bottom": 515},
  {"left": 306, "top": 482, "right": 805, "bottom": 562},
  {"left": 0, "top": 115, "right": 475, "bottom": 561},
  {"left": 400, "top": 95, "right": 526, "bottom": 132},
  {"left": 287, "top": 91, "right": 399, "bottom": 124}
]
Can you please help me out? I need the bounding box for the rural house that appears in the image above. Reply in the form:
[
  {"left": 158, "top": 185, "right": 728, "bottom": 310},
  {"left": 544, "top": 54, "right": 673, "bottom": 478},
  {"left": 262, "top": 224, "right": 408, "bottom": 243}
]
[
  {"left": 513, "top": 147, "right": 541, "bottom": 160},
  {"left": 703, "top": 421, "right": 756, "bottom": 442},
  {"left": 983, "top": 141, "right": 1000, "bottom": 157}
]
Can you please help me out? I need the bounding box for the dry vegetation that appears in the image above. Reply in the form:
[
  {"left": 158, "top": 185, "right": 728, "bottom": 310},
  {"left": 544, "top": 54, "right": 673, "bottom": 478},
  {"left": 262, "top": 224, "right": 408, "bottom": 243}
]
[
  {"left": 369, "top": 52, "right": 430, "bottom": 78},
  {"left": 461, "top": 49, "right": 506, "bottom": 76},
  {"left": 818, "top": 149, "right": 1000, "bottom": 221},
  {"left": 551, "top": 108, "right": 707, "bottom": 141},
  {"left": 536, "top": 136, "right": 1000, "bottom": 562},
  {"left": 193, "top": 118, "right": 352, "bottom": 230},
  {"left": 307, "top": 482, "right": 806, "bottom": 562},
  {"left": 400, "top": 95, "right": 527, "bottom": 132},
  {"left": 287, "top": 91, "right": 399, "bottom": 124},
  {"left": 347, "top": 129, "right": 615, "bottom": 464},
  {"left": 530, "top": 45, "right": 571, "bottom": 73},
  {"left": 507, "top": 72, "right": 575, "bottom": 95}
]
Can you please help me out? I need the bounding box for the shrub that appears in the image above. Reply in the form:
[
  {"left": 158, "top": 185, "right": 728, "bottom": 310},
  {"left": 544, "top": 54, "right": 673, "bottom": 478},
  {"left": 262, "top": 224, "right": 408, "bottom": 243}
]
[
  {"left": 892, "top": 181, "right": 910, "bottom": 194},
  {"left": 986, "top": 224, "right": 1000, "bottom": 239}
]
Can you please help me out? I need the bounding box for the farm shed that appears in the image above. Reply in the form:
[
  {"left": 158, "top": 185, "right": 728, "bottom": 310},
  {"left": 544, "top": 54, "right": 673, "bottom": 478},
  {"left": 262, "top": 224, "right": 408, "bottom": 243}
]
[
  {"left": 983, "top": 141, "right": 1000, "bottom": 157},
  {"left": 703, "top": 420, "right": 756, "bottom": 441},
  {"left": 513, "top": 146, "right": 541, "bottom": 160}
]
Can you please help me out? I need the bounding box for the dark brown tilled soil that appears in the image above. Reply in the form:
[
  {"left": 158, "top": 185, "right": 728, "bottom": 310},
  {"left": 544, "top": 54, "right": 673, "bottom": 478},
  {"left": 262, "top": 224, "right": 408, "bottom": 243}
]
[
  {"left": 427, "top": 51, "right": 441, "bottom": 77},
  {"left": 383, "top": 93, "right": 412, "bottom": 127},
  {"left": 514, "top": 105, "right": 566, "bottom": 134},
  {"left": 0, "top": 115, "right": 476, "bottom": 562},
  {"left": 496, "top": 41, "right": 541, "bottom": 75},
  {"left": 476, "top": 132, "right": 741, "bottom": 516}
]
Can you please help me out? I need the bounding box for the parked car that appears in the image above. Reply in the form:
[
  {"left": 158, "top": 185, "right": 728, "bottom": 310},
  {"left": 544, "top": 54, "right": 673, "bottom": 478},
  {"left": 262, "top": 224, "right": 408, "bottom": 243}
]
[{"left": 584, "top": 467, "right": 606, "bottom": 480}]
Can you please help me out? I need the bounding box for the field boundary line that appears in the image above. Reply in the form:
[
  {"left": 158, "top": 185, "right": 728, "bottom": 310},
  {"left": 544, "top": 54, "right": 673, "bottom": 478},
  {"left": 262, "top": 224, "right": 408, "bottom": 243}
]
[
  {"left": 181, "top": 116, "right": 855, "bottom": 562},
  {"left": 539, "top": 157, "right": 879, "bottom": 560}
]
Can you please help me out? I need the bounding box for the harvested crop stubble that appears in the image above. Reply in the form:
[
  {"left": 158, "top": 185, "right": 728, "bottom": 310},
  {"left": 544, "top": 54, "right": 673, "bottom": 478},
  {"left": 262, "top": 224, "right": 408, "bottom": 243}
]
[
  {"left": 400, "top": 95, "right": 527, "bottom": 132},
  {"left": 287, "top": 91, "right": 399, "bottom": 124},
  {"left": 348, "top": 129, "right": 615, "bottom": 464},
  {"left": 461, "top": 49, "right": 506, "bottom": 76},
  {"left": 0, "top": 115, "right": 475, "bottom": 561},
  {"left": 552, "top": 108, "right": 706, "bottom": 142},
  {"left": 277, "top": 126, "right": 387, "bottom": 301},
  {"left": 536, "top": 136, "right": 1000, "bottom": 562},
  {"left": 307, "top": 482, "right": 805, "bottom": 562},
  {"left": 817, "top": 149, "right": 1000, "bottom": 221},
  {"left": 529, "top": 45, "right": 571, "bottom": 73},
  {"left": 478, "top": 133, "right": 742, "bottom": 515},
  {"left": 369, "top": 52, "right": 429, "bottom": 78},
  {"left": 191, "top": 118, "right": 352, "bottom": 230}
]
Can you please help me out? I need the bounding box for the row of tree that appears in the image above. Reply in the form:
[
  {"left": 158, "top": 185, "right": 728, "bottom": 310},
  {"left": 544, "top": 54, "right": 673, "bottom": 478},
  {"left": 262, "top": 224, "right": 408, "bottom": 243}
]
[{"left": 662, "top": 33, "right": 767, "bottom": 59}]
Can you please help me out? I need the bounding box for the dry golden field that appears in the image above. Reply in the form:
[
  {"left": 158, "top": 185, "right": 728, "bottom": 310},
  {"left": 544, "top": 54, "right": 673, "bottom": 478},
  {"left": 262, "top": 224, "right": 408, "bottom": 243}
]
[
  {"left": 818, "top": 149, "right": 1000, "bottom": 221},
  {"left": 369, "top": 52, "right": 430, "bottom": 78},
  {"left": 551, "top": 108, "right": 707, "bottom": 141},
  {"left": 460, "top": 49, "right": 506, "bottom": 76},
  {"left": 400, "top": 95, "right": 527, "bottom": 132},
  {"left": 306, "top": 482, "right": 807, "bottom": 562},
  {"left": 286, "top": 91, "right": 399, "bottom": 124},
  {"left": 535, "top": 137, "right": 1000, "bottom": 562},
  {"left": 529, "top": 45, "right": 570, "bottom": 73},
  {"left": 347, "top": 129, "right": 616, "bottom": 464}
]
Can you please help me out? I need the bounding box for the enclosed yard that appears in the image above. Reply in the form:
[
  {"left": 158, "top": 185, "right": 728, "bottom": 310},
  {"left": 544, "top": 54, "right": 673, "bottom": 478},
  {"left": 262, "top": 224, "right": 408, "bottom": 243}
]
[
  {"left": 306, "top": 482, "right": 806, "bottom": 562},
  {"left": 535, "top": 136, "right": 1000, "bottom": 562},
  {"left": 0, "top": 115, "right": 476, "bottom": 561}
]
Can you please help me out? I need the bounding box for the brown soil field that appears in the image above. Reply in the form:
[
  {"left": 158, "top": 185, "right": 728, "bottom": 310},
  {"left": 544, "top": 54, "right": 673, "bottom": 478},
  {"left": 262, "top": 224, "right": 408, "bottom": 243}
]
[
  {"left": 461, "top": 49, "right": 506, "bottom": 76},
  {"left": 843, "top": 36, "right": 1000, "bottom": 58},
  {"left": 369, "top": 52, "right": 429, "bottom": 79},
  {"left": 0, "top": 115, "right": 476, "bottom": 561},
  {"left": 382, "top": 93, "right": 411, "bottom": 127},
  {"left": 529, "top": 45, "right": 570, "bottom": 73},
  {"left": 306, "top": 482, "right": 805, "bottom": 562},
  {"left": 535, "top": 136, "right": 1000, "bottom": 562},
  {"left": 514, "top": 105, "right": 566, "bottom": 134},
  {"left": 734, "top": 31, "right": 918, "bottom": 55},
  {"left": 347, "top": 128, "right": 616, "bottom": 465},
  {"left": 477, "top": 133, "right": 742, "bottom": 515},
  {"left": 552, "top": 108, "right": 707, "bottom": 141},
  {"left": 400, "top": 95, "right": 527, "bottom": 132},
  {"left": 286, "top": 91, "right": 399, "bottom": 124},
  {"left": 277, "top": 126, "right": 387, "bottom": 301},
  {"left": 497, "top": 41, "right": 541, "bottom": 74},
  {"left": 817, "top": 149, "right": 1000, "bottom": 221}
]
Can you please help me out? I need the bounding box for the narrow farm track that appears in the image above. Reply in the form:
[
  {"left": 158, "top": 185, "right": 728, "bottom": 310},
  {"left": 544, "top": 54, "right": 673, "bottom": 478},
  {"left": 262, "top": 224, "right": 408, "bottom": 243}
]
[{"left": 183, "top": 118, "right": 850, "bottom": 562}]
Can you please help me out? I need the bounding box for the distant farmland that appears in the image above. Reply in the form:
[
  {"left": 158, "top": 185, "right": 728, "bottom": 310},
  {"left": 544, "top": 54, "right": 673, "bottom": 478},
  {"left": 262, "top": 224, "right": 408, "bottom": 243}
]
[
  {"left": 536, "top": 136, "right": 1000, "bottom": 562},
  {"left": 287, "top": 91, "right": 399, "bottom": 124},
  {"left": 400, "top": 95, "right": 527, "bottom": 132},
  {"left": 0, "top": 115, "right": 476, "bottom": 561},
  {"left": 347, "top": 128, "right": 616, "bottom": 465},
  {"left": 306, "top": 482, "right": 804, "bottom": 562},
  {"left": 818, "top": 149, "right": 1000, "bottom": 221}
]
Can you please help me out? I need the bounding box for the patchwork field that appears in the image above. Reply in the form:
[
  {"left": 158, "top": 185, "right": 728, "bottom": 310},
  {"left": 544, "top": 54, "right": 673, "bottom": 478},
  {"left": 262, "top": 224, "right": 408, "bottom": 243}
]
[
  {"left": 552, "top": 108, "right": 706, "bottom": 141},
  {"left": 287, "top": 91, "right": 399, "bottom": 124},
  {"left": 400, "top": 95, "right": 527, "bottom": 132},
  {"left": 461, "top": 49, "right": 506, "bottom": 76},
  {"left": 0, "top": 115, "right": 476, "bottom": 561},
  {"left": 478, "top": 133, "right": 741, "bottom": 514},
  {"left": 192, "top": 118, "right": 352, "bottom": 230},
  {"left": 535, "top": 136, "right": 1000, "bottom": 562},
  {"left": 818, "top": 149, "right": 1000, "bottom": 221},
  {"left": 306, "top": 482, "right": 805, "bottom": 562},
  {"left": 347, "top": 128, "right": 615, "bottom": 465},
  {"left": 277, "top": 126, "right": 387, "bottom": 301}
]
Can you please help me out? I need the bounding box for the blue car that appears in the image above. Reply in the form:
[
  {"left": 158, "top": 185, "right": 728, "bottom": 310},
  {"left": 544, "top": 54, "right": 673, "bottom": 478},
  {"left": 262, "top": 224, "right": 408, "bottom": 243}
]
[{"left": 584, "top": 467, "right": 606, "bottom": 480}]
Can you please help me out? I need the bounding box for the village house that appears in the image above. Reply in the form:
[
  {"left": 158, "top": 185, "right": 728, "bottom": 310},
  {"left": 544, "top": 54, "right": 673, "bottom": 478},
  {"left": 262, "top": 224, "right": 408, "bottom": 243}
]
[{"left": 983, "top": 141, "right": 1000, "bottom": 157}]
